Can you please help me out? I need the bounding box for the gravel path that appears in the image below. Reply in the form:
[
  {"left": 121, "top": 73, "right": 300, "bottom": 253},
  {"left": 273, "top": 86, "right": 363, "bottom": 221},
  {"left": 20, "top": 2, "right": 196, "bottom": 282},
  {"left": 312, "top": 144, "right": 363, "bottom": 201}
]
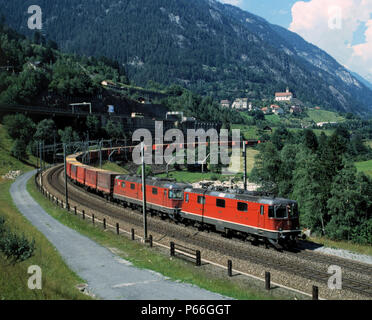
[{"left": 10, "top": 170, "right": 232, "bottom": 300}]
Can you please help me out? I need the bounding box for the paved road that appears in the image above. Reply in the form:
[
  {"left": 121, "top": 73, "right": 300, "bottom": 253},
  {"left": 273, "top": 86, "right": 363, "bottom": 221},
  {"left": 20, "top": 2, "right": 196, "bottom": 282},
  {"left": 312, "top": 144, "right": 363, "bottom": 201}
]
[{"left": 10, "top": 171, "right": 231, "bottom": 300}]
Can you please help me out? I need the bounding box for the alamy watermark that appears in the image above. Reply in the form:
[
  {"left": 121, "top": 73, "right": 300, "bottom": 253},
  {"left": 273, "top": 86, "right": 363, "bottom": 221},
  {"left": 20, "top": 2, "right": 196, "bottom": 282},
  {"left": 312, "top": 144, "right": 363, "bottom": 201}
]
[
  {"left": 328, "top": 265, "right": 342, "bottom": 290},
  {"left": 328, "top": 6, "right": 342, "bottom": 30},
  {"left": 132, "top": 122, "right": 241, "bottom": 175},
  {"left": 28, "top": 265, "right": 42, "bottom": 290},
  {"left": 28, "top": 5, "right": 42, "bottom": 30}
]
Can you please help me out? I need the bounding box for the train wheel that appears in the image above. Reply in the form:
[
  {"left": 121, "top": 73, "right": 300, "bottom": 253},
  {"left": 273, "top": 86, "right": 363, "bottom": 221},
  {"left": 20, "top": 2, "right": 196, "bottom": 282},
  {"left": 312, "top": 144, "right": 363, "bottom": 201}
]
[{"left": 251, "top": 237, "right": 259, "bottom": 246}]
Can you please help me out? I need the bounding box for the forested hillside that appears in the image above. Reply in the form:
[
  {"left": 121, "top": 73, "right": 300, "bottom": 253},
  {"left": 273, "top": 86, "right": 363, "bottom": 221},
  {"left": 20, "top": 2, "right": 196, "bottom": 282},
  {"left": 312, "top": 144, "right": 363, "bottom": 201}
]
[
  {"left": 1, "top": 0, "right": 372, "bottom": 116},
  {"left": 0, "top": 20, "right": 129, "bottom": 107}
]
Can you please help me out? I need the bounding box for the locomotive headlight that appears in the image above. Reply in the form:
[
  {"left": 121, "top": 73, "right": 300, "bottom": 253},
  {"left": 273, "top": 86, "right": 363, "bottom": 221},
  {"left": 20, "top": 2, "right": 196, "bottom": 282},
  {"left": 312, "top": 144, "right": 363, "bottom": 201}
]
[{"left": 279, "top": 228, "right": 283, "bottom": 232}]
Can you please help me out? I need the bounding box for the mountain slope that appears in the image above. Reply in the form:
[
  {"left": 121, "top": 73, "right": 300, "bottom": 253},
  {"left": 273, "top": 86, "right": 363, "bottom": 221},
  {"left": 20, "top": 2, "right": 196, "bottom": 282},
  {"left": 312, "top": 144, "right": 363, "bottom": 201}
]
[{"left": 1, "top": 0, "right": 372, "bottom": 116}]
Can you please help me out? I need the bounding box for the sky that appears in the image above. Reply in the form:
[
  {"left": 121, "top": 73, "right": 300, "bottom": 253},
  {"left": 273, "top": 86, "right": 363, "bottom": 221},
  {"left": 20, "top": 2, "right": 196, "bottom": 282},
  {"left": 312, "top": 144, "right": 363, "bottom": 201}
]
[{"left": 219, "top": 0, "right": 372, "bottom": 84}]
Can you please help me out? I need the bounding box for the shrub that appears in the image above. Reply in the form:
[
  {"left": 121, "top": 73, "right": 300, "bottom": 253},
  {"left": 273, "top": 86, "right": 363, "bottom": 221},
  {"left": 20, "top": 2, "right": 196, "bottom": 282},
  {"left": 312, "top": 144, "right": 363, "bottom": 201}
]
[
  {"left": 0, "top": 231, "right": 35, "bottom": 264},
  {"left": 0, "top": 216, "right": 35, "bottom": 264}
]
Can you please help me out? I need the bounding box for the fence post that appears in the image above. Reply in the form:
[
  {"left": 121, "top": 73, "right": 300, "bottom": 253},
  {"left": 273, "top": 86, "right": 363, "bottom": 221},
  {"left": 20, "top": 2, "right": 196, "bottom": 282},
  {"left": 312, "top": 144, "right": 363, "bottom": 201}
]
[
  {"left": 74, "top": 206, "right": 77, "bottom": 215},
  {"left": 92, "top": 214, "right": 95, "bottom": 225},
  {"left": 228, "top": 260, "right": 232, "bottom": 277},
  {"left": 265, "top": 272, "right": 271, "bottom": 290},
  {"left": 82, "top": 210, "right": 85, "bottom": 220},
  {"left": 103, "top": 218, "right": 106, "bottom": 229},
  {"left": 170, "top": 242, "right": 175, "bottom": 257},
  {"left": 116, "top": 223, "right": 120, "bottom": 235},
  {"left": 131, "top": 228, "right": 135, "bottom": 240},
  {"left": 196, "top": 250, "right": 201, "bottom": 266},
  {"left": 312, "top": 286, "right": 319, "bottom": 300},
  {"left": 149, "top": 235, "right": 153, "bottom": 248}
]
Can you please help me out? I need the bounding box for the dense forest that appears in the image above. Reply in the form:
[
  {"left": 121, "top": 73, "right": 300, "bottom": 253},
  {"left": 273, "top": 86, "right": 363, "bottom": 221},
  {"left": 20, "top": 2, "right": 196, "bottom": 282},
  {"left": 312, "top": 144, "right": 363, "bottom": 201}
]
[
  {"left": 1, "top": 0, "right": 372, "bottom": 116},
  {"left": 0, "top": 20, "right": 128, "bottom": 107},
  {"left": 250, "top": 125, "right": 372, "bottom": 244}
]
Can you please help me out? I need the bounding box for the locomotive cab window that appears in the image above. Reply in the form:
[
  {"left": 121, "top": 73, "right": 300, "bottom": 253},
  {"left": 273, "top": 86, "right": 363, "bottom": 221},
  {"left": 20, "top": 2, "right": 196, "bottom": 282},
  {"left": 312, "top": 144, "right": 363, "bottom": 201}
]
[
  {"left": 237, "top": 202, "right": 248, "bottom": 212},
  {"left": 268, "top": 206, "right": 275, "bottom": 218},
  {"left": 197, "top": 196, "right": 205, "bottom": 204},
  {"left": 216, "top": 199, "right": 225, "bottom": 208},
  {"left": 275, "top": 205, "right": 288, "bottom": 219},
  {"left": 290, "top": 203, "right": 299, "bottom": 218},
  {"left": 152, "top": 188, "right": 158, "bottom": 195},
  {"left": 169, "top": 189, "right": 183, "bottom": 200},
  {"left": 185, "top": 193, "right": 189, "bottom": 203},
  {"left": 130, "top": 183, "right": 135, "bottom": 190},
  {"left": 121, "top": 182, "right": 126, "bottom": 188}
]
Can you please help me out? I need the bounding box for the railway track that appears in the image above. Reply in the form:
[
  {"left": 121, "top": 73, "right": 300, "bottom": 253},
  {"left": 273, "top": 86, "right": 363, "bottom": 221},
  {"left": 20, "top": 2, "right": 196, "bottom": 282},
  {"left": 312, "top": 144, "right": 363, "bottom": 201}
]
[{"left": 43, "top": 164, "right": 372, "bottom": 299}]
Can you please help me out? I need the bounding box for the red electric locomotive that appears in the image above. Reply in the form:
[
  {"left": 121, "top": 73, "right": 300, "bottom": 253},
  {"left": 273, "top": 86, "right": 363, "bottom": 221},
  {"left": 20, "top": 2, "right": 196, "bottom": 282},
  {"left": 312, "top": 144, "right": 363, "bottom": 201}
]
[
  {"left": 113, "top": 175, "right": 189, "bottom": 219},
  {"left": 180, "top": 187, "right": 301, "bottom": 249}
]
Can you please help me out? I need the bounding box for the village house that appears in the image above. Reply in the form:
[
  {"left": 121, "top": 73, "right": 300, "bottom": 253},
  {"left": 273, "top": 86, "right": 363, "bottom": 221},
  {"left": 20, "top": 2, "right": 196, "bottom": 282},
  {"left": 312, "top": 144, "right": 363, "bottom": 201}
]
[
  {"left": 220, "top": 100, "right": 231, "bottom": 108},
  {"left": 316, "top": 122, "right": 337, "bottom": 127},
  {"left": 275, "top": 87, "right": 293, "bottom": 102},
  {"left": 272, "top": 107, "right": 284, "bottom": 115},
  {"left": 232, "top": 98, "right": 249, "bottom": 110},
  {"left": 261, "top": 107, "right": 269, "bottom": 114}
]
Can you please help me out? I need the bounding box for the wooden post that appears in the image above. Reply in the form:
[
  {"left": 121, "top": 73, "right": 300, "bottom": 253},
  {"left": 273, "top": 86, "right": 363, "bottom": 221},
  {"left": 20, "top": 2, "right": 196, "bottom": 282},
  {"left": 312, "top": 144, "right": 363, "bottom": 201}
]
[
  {"left": 196, "top": 250, "right": 201, "bottom": 266},
  {"left": 103, "top": 218, "right": 106, "bottom": 229},
  {"left": 92, "top": 214, "right": 95, "bottom": 225},
  {"left": 228, "top": 260, "right": 232, "bottom": 277},
  {"left": 131, "top": 228, "right": 135, "bottom": 240},
  {"left": 116, "top": 223, "right": 119, "bottom": 235},
  {"left": 82, "top": 210, "right": 85, "bottom": 220},
  {"left": 170, "top": 242, "right": 175, "bottom": 256},
  {"left": 149, "top": 235, "right": 153, "bottom": 248},
  {"left": 312, "top": 286, "right": 319, "bottom": 300},
  {"left": 74, "top": 206, "right": 77, "bottom": 215},
  {"left": 265, "top": 272, "right": 271, "bottom": 290}
]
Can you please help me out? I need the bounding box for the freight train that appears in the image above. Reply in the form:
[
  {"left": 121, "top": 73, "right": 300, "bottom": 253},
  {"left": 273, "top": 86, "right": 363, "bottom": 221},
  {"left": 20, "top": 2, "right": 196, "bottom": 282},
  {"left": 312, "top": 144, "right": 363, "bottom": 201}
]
[{"left": 66, "top": 149, "right": 301, "bottom": 249}]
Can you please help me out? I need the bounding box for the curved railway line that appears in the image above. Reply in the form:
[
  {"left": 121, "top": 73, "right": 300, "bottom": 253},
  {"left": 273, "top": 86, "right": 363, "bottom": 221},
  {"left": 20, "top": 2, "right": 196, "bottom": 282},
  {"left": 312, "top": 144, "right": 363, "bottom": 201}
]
[{"left": 42, "top": 164, "right": 372, "bottom": 300}]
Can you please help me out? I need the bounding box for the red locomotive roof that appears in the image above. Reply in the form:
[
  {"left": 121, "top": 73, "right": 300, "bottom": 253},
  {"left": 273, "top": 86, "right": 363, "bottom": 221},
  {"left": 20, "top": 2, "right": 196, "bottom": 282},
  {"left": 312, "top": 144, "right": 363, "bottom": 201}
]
[
  {"left": 116, "top": 175, "right": 191, "bottom": 190},
  {"left": 184, "top": 187, "right": 297, "bottom": 206}
]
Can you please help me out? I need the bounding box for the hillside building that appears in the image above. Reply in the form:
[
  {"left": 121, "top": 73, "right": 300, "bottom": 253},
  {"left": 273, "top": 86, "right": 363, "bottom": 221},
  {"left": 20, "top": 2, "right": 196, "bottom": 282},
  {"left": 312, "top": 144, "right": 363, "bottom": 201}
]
[
  {"left": 232, "top": 98, "right": 249, "bottom": 110},
  {"left": 275, "top": 87, "right": 293, "bottom": 102},
  {"left": 220, "top": 100, "right": 231, "bottom": 108}
]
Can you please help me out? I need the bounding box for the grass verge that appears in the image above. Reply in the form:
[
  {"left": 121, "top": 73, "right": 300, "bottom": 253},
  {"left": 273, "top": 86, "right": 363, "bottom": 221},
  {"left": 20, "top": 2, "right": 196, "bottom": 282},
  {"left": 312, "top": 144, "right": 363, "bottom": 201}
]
[
  {"left": 27, "top": 176, "right": 284, "bottom": 300},
  {"left": 0, "top": 180, "right": 90, "bottom": 300}
]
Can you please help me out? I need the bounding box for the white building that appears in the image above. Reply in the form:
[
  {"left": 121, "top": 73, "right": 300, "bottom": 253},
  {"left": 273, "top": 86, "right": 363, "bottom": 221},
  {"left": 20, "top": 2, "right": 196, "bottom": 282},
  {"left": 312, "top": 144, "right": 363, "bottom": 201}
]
[
  {"left": 231, "top": 98, "right": 249, "bottom": 110},
  {"left": 275, "top": 88, "right": 293, "bottom": 102},
  {"left": 220, "top": 100, "right": 231, "bottom": 108}
]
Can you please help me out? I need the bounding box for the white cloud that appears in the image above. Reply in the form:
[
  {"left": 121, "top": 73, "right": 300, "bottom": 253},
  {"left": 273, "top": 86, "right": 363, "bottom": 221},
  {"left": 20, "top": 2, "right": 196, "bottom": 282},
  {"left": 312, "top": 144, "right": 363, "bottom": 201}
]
[{"left": 289, "top": 0, "right": 372, "bottom": 83}]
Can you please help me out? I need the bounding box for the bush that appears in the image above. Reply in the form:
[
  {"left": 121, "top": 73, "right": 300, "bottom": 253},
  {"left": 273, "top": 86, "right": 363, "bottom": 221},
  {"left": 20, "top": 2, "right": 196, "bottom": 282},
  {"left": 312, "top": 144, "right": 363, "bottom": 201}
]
[
  {"left": 0, "top": 216, "right": 35, "bottom": 264},
  {"left": 0, "top": 231, "right": 35, "bottom": 264}
]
